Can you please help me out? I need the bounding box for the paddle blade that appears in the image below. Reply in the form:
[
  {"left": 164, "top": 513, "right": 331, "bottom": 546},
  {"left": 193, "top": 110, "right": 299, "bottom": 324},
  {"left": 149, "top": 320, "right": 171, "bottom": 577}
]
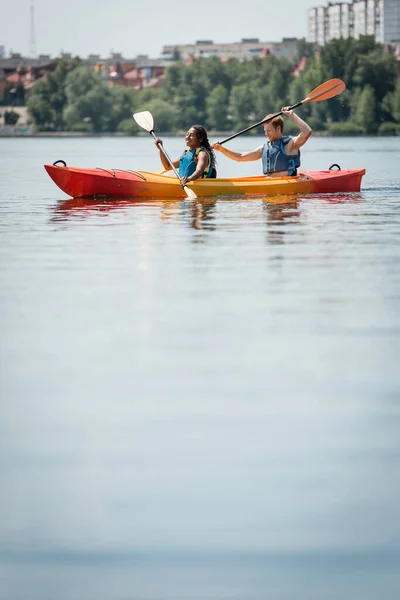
[
  {"left": 303, "top": 79, "right": 346, "bottom": 104},
  {"left": 183, "top": 185, "right": 197, "bottom": 200},
  {"left": 133, "top": 111, "right": 154, "bottom": 132}
]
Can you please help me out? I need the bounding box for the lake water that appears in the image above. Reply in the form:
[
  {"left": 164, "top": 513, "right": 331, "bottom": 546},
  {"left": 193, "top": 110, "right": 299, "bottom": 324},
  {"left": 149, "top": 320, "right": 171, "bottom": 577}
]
[{"left": 1, "top": 135, "right": 400, "bottom": 600}]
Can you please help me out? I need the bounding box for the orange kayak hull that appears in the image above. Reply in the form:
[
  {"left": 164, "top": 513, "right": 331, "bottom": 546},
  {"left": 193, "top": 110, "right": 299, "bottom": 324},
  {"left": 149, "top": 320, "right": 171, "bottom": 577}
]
[{"left": 44, "top": 164, "right": 366, "bottom": 199}]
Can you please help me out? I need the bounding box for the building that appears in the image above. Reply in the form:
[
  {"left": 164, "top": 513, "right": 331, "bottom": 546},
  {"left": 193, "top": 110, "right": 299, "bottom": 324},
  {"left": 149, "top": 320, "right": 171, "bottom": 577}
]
[
  {"left": 353, "top": 0, "right": 368, "bottom": 38},
  {"left": 308, "top": 7, "right": 328, "bottom": 45},
  {"left": 0, "top": 50, "right": 167, "bottom": 103},
  {"left": 381, "top": 0, "right": 400, "bottom": 44},
  {"left": 326, "top": 3, "right": 352, "bottom": 40},
  {"left": 366, "top": 0, "right": 378, "bottom": 36},
  {"left": 307, "top": 0, "right": 400, "bottom": 45},
  {"left": 161, "top": 38, "right": 298, "bottom": 63},
  {"left": 0, "top": 52, "right": 56, "bottom": 104},
  {"left": 91, "top": 53, "right": 167, "bottom": 90}
]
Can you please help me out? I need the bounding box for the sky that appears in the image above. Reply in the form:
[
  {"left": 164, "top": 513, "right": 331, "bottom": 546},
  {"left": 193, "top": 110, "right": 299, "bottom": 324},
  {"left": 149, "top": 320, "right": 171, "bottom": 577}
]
[{"left": 1, "top": 0, "right": 312, "bottom": 59}]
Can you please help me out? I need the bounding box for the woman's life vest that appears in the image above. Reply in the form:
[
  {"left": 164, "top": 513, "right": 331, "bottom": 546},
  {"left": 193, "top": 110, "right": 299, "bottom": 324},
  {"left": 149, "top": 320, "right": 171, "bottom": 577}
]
[
  {"left": 179, "top": 147, "right": 217, "bottom": 179},
  {"left": 261, "top": 136, "right": 300, "bottom": 176}
]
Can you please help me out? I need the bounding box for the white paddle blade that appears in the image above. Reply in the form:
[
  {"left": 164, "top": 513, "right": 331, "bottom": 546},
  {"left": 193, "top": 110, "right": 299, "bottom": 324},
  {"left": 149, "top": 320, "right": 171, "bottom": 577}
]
[
  {"left": 183, "top": 185, "right": 197, "bottom": 200},
  {"left": 133, "top": 111, "right": 154, "bottom": 132}
]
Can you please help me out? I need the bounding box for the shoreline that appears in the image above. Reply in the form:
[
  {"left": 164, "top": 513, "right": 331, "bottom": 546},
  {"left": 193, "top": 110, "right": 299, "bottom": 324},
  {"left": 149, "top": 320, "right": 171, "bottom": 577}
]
[{"left": 0, "top": 131, "right": 396, "bottom": 139}]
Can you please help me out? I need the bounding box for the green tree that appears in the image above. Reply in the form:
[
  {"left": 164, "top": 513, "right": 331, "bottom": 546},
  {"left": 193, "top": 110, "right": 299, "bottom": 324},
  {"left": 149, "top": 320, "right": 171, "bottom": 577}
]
[
  {"left": 108, "top": 86, "right": 138, "bottom": 132},
  {"left": 353, "top": 49, "right": 397, "bottom": 103},
  {"left": 64, "top": 66, "right": 112, "bottom": 132},
  {"left": 378, "top": 122, "right": 400, "bottom": 135},
  {"left": 386, "top": 79, "right": 400, "bottom": 122},
  {"left": 393, "top": 80, "right": 400, "bottom": 122},
  {"left": 228, "top": 83, "right": 257, "bottom": 131},
  {"left": 25, "top": 44, "right": 398, "bottom": 136},
  {"left": 187, "top": 72, "right": 209, "bottom": 122},
  {"left": 4, "top": 110, "right": 20, "bottom": 125},
  {"left": 206, "top": 84, "right": 229, "bottom": 130},
  {"left": 353, "top": 85, "right": 376, "bottom": 133},
  {"left": 14, "top": 82, "right": 25, "bottom": 106},
  {"left": 135, "top": 97, "right": 179, "bottom": 132},
  {"left": 257, "top": 60, "right": 292, "bottom": 116},
  {"left": 197, "top": 56, "right": 234, "bottom": 92},
  {"left": 27, "top": 93, "right": 54, "bottom": 127},
  {"left": 172, "top": 83, "right": 198, "bottom": 128},
  {"left": 162, "top": 62, "right": 185, "bottom": 97},
  {"left": 222, "top": 58, "right": 242, "bottom": 90},
  {"left": 296, "top": 38, "right": 316, "bottom": 61},
  {"left": 27, "top": 60, "right": 77, "bottom": 130}
]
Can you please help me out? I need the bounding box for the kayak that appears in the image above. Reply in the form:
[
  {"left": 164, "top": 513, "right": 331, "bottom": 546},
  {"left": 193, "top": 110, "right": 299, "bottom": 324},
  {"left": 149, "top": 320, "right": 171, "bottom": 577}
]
[{"left": 44, "top": 162, "right": 365, "bottom": 199}]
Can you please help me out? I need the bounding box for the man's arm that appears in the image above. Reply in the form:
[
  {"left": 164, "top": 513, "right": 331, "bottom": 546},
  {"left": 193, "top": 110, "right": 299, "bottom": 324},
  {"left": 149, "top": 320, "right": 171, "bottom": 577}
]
[
  {"left": 213, "top": 143, "right": 262, "bottom": 162},
  {"left": 281, "top": 109, "right": 312, "bottom": 151}
]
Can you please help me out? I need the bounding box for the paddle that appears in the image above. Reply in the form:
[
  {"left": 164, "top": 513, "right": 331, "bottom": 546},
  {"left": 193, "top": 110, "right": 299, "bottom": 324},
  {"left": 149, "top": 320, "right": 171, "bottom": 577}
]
[
  {"left": 133, "top": 111, "right": 197, "bottom": 199},
  {"left": 219, "top": 78, "right": 346, "bottom": 145}
]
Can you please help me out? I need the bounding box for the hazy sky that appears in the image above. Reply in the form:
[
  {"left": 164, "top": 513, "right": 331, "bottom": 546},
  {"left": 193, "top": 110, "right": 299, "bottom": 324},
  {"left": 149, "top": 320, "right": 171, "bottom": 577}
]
[{"left": 1, "top": 0, "right": 313, "bottom": 59}]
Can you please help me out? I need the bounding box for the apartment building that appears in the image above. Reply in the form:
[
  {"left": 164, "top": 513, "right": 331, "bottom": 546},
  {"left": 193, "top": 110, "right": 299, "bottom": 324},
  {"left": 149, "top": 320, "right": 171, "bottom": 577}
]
[
  {"left": 307, "top": 0, "right": 400, "bottom": 45},
  {"left": 352, "top": 0, "right": 368, "bottom": 38},
  {"left": 161, "top": 38, "right": 298, "bottom": 63},
  {"left": 381, "top": 0, "right": 400, "bottom": 44}
]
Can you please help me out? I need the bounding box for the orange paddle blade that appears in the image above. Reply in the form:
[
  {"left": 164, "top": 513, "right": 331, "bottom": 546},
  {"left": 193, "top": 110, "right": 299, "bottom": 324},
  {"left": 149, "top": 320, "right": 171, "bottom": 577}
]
[{"left": 303, "top": 79, "right": 346, "bottom": 103}]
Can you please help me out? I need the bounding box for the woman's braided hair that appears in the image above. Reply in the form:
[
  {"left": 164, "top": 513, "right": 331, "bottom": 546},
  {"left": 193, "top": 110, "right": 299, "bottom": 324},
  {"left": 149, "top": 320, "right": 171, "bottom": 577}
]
[{"left": 192, "top": 125, "right": 216, "bottom": 164}]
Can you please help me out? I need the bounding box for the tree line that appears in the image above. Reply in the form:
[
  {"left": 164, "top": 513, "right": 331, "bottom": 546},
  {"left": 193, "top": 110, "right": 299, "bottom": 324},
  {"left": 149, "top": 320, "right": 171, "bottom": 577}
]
[{"left": 8, "top": 36, "right": 400, "bottom": 135}]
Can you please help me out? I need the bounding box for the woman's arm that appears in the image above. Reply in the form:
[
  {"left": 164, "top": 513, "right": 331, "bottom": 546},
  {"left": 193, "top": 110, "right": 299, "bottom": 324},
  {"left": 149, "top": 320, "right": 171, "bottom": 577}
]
[
  {"left": 154, "top": 138, "right": 180, "bottom": 170},
  {"left": 181, "top": 150, "right": 209, "bottom": 184}
]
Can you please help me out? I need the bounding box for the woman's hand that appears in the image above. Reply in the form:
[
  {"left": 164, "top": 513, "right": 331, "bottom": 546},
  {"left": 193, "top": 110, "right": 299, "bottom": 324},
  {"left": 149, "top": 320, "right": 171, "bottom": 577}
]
[
  {"left": 154, "top": 137, "right": 163, "bottom": 147},
  {"left": 180, "top": 176, "right": 189, "bottom": 185},
  {"left": 212, "top": 141, "right": 222, "bottom": 151},
  {"left": 281, "top": 107, "right": 294, "bottom": 116}
]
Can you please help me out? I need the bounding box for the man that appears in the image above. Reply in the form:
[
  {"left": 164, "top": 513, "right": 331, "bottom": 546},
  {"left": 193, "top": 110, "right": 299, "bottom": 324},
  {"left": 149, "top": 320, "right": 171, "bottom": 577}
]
[{"left": 213, "top": 107, "right": 312, "bottom": 177}]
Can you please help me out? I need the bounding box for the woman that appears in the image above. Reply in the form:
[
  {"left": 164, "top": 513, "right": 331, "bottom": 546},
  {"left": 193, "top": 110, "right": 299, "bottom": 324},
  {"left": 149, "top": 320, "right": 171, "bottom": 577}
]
[{"left": 155, "top": 125, "right": 217, "bottom": 184}]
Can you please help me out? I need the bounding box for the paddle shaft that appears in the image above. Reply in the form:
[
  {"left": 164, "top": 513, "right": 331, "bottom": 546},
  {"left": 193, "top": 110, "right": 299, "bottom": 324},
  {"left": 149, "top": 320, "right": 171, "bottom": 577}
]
[
  {"left": 220, "top": 101, "right": 303, "bottom": 145},
  {"left": 149, "top": 129, "right": 197, "bottom": 198},
  {"left": 149, "top": 130, "right": 180, "bottom": 178},
  {"left": 219, "top": 78, "right": 345, "bottom": 145}
]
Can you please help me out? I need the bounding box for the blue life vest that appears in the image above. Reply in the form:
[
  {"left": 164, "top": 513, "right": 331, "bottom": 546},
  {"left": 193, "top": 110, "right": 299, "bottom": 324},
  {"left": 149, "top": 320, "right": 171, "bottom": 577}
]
[
  {"left": 261, "top": 136, "right": 300, "bottom": 176},
  {"left": 179, "top": 147, "right": 216, "bottom": 179}
]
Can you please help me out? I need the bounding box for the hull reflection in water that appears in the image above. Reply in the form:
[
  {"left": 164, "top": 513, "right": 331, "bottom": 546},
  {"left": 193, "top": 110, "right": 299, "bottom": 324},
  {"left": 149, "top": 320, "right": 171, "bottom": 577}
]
[{"left": 51, "top": 193, "right": 363, "bottom": 231}]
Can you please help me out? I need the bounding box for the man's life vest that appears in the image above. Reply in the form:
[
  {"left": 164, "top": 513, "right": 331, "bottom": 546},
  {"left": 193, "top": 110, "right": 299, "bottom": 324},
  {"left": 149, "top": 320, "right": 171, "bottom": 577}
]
[
  {"left": 262, "top": 136, "right": 300, "bottom": 176},
  {"left": 179, "top": 147, "right": 217, "bottom": 179}
]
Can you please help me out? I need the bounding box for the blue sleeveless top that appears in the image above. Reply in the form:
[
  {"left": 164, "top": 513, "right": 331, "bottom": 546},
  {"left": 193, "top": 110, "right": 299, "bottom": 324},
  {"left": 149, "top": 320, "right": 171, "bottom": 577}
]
[
  {"left": 179, "top": 147, "right": 216, "bottom": 179},
  {"left": 261, "top": 136, "right": 300, "bottom": 176}
]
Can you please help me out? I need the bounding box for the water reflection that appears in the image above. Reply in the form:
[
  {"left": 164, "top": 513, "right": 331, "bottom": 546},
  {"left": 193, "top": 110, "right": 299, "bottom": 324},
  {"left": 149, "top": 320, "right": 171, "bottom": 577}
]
[
  {"left": 50, "top": 192, "right": 364, "bottom": 242},
  {"left": 52, "top": 195, "right": 220, "bottom": 238},
  {"left": 262, "top": 191, "right": 363, "bottom": 207},
  {"left": 51, "top": 196, "right": 148, "bottom": 222},
  {"left": 188, "top": 199, "right": 217, "bottom": 232},
  {"left": 309, "top": 191, "right": 364, "bottom": 205},
  {"left": 262, "top": 196, "right": 300, "bottom": 245},
  {"left": 3, "top": 137, "right": 400, "bottom": 600},
  {"left": 261, "top": 192, "right": 363, "bottom": 245}
]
